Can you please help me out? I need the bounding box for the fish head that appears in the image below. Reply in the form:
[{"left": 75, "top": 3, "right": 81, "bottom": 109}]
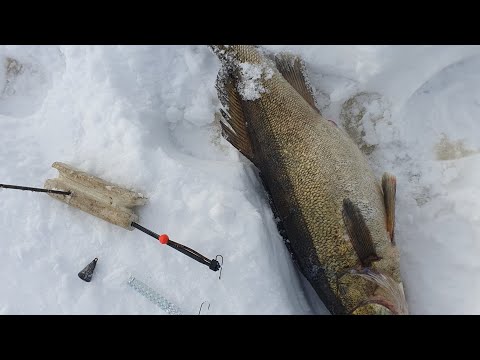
[
  {"left": 338, "top": 194, "right": 408, "bottom": 315},
  {"left": 337, "top": 264, "right": 409, "bottom": 315}
]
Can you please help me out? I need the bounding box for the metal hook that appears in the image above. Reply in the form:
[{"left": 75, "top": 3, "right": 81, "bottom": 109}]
[
  {"left": 216, "top": 255, "right": 224, "bottom": 280},
  {"left": 198, "top": 301, "right": 211, "bottom": 315}
]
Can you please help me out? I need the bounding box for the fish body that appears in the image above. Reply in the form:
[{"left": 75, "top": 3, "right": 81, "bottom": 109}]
[{"left": 211, "top": 45, "right": 407, "bottom": 315}]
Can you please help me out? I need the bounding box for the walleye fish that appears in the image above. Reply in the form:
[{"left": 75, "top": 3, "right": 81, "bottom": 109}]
[{"left": 210, "top": 45, "right": 408, "bottom": 315}]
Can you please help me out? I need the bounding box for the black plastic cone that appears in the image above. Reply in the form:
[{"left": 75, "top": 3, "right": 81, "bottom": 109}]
[{"left": 78, "top": 258, "right": 98, "bottom": 282}]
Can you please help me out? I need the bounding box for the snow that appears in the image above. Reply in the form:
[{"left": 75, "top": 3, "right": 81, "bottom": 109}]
[
  {"left": 237, "top": 62, "right": 272, "bottom": 101},
  {"left": 1, "top": 45, "right": 479, "bottom": 314}
]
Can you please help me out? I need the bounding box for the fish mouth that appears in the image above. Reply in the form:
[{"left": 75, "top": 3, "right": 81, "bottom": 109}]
[{"left": 340, "top": 268, "right": 409, "bottom": 315}]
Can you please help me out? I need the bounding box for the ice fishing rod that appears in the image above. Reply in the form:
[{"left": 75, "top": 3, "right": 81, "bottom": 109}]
[
  {"left": 0, "top": 183, "right": 71, "bottom": 195},
  {"left": 131, "top": 222, "right": 223, "bottom": 278},
  {"left": 1, "top": 178, "right": 223, "bottom": 277}
]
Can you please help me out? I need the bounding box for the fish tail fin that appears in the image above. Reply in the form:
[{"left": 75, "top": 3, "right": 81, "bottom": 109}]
[
  {"left": 208, "top": 45, "right": 267, "bottom": 67},
  {"left": 215, "top": 67, "right": 255, "bottom": 163},
  {"left": 209, "top": 45, "right": 239, "bottom": 66}
]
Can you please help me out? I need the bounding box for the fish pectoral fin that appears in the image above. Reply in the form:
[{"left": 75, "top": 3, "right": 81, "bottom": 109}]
[
  {"left": 215, "top": 71, "right": 255, "bottom": 163},
  {"left": 381, "top": 173, "right": 396, "bottom": 244},
  {"left": 274, "top": 52, "right": 319, "bottom": 112},
  {"left": 342, "top": 198, "right": 381, "bottom": 267}
]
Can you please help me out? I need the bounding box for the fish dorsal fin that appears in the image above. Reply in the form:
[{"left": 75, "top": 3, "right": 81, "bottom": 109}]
[
  {"left": 274, "top": 52, "right": 319, "bottom": 112},
  {"left": 215, "top": 71, "right": 255, "bottom": 163},
  {"left": 382, "top": 173, "right": 396, "bottom": 244},
  {"left": 342, "top": 198, "right": 381, "bottom": 267}
]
